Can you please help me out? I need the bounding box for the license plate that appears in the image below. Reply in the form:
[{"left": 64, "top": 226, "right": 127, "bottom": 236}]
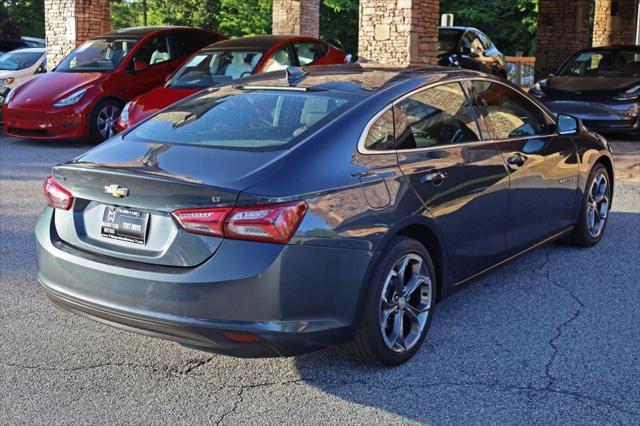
[{"left": 101, "top": 206, "right": 150, "bottom": 245}]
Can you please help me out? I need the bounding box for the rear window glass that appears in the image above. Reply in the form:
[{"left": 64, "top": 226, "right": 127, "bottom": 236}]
[{"left": 128, "top": 88, "right": 356, "bottom": 149}]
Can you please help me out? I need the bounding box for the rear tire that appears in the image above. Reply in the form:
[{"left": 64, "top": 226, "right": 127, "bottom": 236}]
[
  {"left": 344, "top": 236, "right": 436, "bottom": 366},
  {"left": 564, "top": 163, "right": 611, "bottom": 247},
  {"left": 89, "top": 99, "right": 122, "bottom": 143}
]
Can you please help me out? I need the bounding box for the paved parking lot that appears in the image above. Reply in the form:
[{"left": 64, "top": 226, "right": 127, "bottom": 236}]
[{"left": 1, "top": 134, "right": 639, "bottom": 424}]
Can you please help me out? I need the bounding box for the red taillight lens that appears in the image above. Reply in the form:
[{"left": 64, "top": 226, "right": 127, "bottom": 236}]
[
  {"left": 172, "top": 201, "right": 307, "bottom": 244},
  {"left": 171, "top": 207, "right": 232, "bottom": 237},
  {"left": 225, "top": 201, "right": 307, "bottom": 244},
  {"left": 43, "top": 175, "right": 73, "bottom": 210}
]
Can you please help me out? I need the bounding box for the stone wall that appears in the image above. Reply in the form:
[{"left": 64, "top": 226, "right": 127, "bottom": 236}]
[
  {"left": 44, "top": 0, "right": 111, "bottom": 70},
  {"left": 535, "top": 0, "right": 592, "bottom": 80},
  {"left": 272, "top": 0, "right": 320, "bottom": 38},
  {"left": 358, "top": 0, "right": 439, "bottom": 66},
  {"left": 593, "top": 0, "right": 639, "bottom": 46}
]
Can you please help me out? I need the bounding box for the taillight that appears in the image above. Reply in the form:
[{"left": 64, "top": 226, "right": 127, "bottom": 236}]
[
  {"left": 171, "top": 207, "right": 232, "bottom": 237},
  {"left": 172, "top": 201, "right": 307, "bottom": 244},
  {"left": 43, "top": 175, "right": 73, "bottom": 210}
]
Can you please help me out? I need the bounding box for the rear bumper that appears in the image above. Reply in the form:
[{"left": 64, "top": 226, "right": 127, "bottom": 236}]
[{"left": 36, "top": 208, "right": 374, "bottom": 357}]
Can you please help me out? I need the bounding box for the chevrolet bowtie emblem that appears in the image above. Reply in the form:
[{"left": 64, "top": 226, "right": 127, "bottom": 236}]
[{"left": 104, "top": 184, "right": 129, "bottom": 198}]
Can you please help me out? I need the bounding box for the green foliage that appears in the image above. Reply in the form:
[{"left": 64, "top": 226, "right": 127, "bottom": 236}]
[
  {"left": 440, "top": 0, "right": 539, "bottom": 56},
  {"left": 0, "top": 0, "right": 45, "bottom": 38},
  {"left": 218, "top": 0, "right": 272, "bottom": 37},
  {"left": 321, "top": 0, "right": 358, "bottom": 55}
]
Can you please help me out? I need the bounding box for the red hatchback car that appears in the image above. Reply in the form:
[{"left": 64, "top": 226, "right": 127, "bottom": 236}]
[
  {"left": 117, "top": 35, "right": 350, "bottom": 131},
  {"left": 3, "top": 26, "right": 225, "bottom": 141}
]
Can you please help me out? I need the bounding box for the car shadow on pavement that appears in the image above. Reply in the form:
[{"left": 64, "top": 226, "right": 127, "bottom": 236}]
[{"left": 292, "top": 209, "right": 640, "bottom": 423}]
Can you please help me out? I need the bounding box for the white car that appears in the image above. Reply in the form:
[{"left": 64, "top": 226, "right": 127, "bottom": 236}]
[{"left": 0, "top": 48, "right": 46, "bottom": 101}]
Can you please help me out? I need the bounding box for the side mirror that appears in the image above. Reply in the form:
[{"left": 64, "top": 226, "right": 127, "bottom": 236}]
[
  {"left": 557, "top": 114, "right": 580, "bottom": 135},
  {"left": 133, "top": 60, "right": 148, "bottom": 73}
]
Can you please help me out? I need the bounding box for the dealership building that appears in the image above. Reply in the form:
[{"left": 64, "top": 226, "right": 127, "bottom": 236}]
[{"left": 44, "top": 0, "right": 640, "bottom": 78}]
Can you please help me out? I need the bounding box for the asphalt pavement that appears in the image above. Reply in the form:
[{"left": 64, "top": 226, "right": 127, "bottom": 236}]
[{"left": 0, "top": 135, "right": 639, "bottom": 425}]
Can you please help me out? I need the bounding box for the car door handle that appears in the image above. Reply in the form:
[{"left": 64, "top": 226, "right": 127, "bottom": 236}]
[
  {"left": 420, "top": 171, "right": 447, "bottom": 185},
  {"left": 506, "top": 154, "right": 527, "bottom": 168}
]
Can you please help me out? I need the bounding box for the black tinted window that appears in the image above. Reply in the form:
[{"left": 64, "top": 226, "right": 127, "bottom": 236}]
[
  {"left": 173, "top": 31, "right": 216, "bottom": 58},
  {"left": 394, "top": 82, "right": 481, "bottom": 149},
  {"left": 470, "top": 81, "right": 550, "bottom": 139}
]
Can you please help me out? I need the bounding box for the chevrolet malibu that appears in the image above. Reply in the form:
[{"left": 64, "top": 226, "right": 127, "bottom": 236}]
[
  {"left": 36, "top": 65, "right": 614, "bottom": 365},
  {"left": 3, "top": 26, "right": 225, "bottom": 142}
]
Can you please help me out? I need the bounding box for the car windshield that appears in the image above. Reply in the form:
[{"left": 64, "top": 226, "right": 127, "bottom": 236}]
[
  {"left": 128, "top": 88, "right": 358, "bottom": 150},
  {"left": 56, "top": 38, "right": 138, "bottom": 72},
  {"left": 0, "top": 51, "right": 42, "bottom": 70},
  {"left": 559, "top": 50, "right": 640, "bottom": 78},
  {"left": 437, "top": 29, "right": 463, "bottom": 53},
  {"left": 169, "top": 50, "right": 265, "bottom": 89}
]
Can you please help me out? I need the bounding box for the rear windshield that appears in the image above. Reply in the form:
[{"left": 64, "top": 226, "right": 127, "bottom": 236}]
[
  {"left": 128, "top": 88, "right": 358, "bottom": 149},
  {"left": 559, "top": 50, "right": 640, "bottom": 78}
]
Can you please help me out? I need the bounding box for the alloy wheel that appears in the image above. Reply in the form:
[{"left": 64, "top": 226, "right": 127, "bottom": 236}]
[
  {"left": 587, "top": 172, "right": 609, "bottom": 238},
  {"left": 379, "top": 253, "right": 433, "bottom": 353},
  {"left": 96, "top": 105, "right": 120, "bottom": 139}
]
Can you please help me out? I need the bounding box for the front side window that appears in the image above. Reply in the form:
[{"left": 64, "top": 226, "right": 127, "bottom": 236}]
[
  {"left": 169, "top": 50, "right": 264, "bottom": 88},
  {"left": 56, "top": 38, "right": 138, "bottom": 72},
  {"left": 293, "top": 42, "right": 327, "bottom": 66},
  {"left": 470, "top": 81, "right": 551, "bottom": 140},
  {"left": 263, "top": 48, "right": 293, "bottom": 72},
  {"left": 129, "top": 89, "right": 355, "bottom": 150},
  {"left": 135, "top": 36, "right": 173, "bottom": 67},
  {"left": 394, "top": 83, "right": 481, "bottom": 149},
  {"left": 559, "top": 50, "right": 640, "bottom": 78}
]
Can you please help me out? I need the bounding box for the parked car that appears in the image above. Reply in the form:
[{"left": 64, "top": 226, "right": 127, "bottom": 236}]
[
  {"left": 36, "top": 65, "right": 614, "bottom": 365},
  {"left": 531, "top": 45, "right": 640, "bottom": 135},
  {"left": 437, "top": 26, "right": 506, "bottom": 77},
  {"left": 21, "top": 36, "right": 46, "bottom": 48},
  {"left": 0, "top": 38, "right": 32, "bottom": 54},
  {"left": 117, "top": 35, "right": 350, "bottom": 131},
  {"left": 0, "top": 48, "right": 46, "bottom": 102},
  {"left": 2, "top": 26, "right": 226, "bottom": 141}
]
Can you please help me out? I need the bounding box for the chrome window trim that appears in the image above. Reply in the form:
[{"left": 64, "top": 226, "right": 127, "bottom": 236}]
[{"left": 357, "top": 76, "right": 558, "bottom": 155}]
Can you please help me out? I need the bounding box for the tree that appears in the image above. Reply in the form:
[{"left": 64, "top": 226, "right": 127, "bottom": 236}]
[
  {"left": 218, "top": 0, "right": 272, "bottom": 37},
  {"left": 321, "top": 0, "right": 358, "bottom": 55},
  {"left": 0, "top": 0, "right": 45, "bottom": 38}
]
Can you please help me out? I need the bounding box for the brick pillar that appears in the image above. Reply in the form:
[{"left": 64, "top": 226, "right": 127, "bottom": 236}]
[
  {"left": 535, "top": 0, "right": 591, "bottom": 80},
  {"left": 272, "top": 0, "right": 320, "bottom": 38},
  {"left": 45, "top": 0, "right": 111, "bottom": 70},
  {"left": 593, "top": 0, "right": 639, "bottom": 46},
  {"left": 358, "top": 0, "right": 439, "bottom": 66}
]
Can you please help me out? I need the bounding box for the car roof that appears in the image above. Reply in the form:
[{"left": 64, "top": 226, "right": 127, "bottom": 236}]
[
  {"left": 439, "top": 26, "right": 478, "bottom": 32},
  {"left": 99, "top": 26, "right": 193, "bottom": 38},
  {"left": 2, "top": 47, "right": 45, "bottom": 54},
  {"left": 204, "top": 35, "right": 317, "bottom": 51},
  {"left": 578, "top": 45, "right": 640, "bottom": 52},
  {"left": 225, "top": 63, "right": 491, "bottom": 96}
]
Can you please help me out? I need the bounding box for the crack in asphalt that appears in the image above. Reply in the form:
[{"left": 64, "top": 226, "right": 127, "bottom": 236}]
[
  {"left": 3, "top": 361, "right": 638, "bottom": 418},
  {"left": 536, "top": 249, "right": 586, "bottom": 390}
]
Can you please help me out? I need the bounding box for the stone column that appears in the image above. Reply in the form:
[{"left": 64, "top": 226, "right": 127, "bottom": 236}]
[
  {"left": 45, "top": 0, "right": 111, "bottom": 70},
  {"left": 535, "top": 0, "right": 591, "bottom": 80},
  {"left": 272, "top": 0, "right": 320, "bottom": 38},
  {"left": 358, "top": 0, "right": 439, "bottom": 66},
  {"left": 593, "top": 0, "right": 639, "bottom": 46}
]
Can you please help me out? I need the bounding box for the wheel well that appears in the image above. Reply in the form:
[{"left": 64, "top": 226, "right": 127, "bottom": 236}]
[
  {"left": 397, "top": 225, "right": 444, "bottom": 303},
  {"left": 595, "top": 156, "right": 614, "bottom": 198}
]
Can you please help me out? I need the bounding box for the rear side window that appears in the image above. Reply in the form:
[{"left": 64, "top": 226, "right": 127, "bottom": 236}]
[
  {"left": 470, "top": 80, "right": 551, "bottom": 139},
  {"left": 363, "top": 109, "right": 395, "bottom": 151},
  {"left": 394, "top": 82, "right": 481, "bottom": 149},
  {"left": 172, "top": 31, "right": 216, "bottom": 58},
  {"left": 129, "top": 89, "right": 355, "bottom": 149},
  {"left": 293, "top": 41, "right": 328, "bottom": 66}
]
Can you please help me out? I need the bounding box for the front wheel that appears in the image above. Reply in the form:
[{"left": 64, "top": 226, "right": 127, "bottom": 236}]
[
  {"left": 90, "top": 99, "right": 122, "bottom": 142},
  {"left": 565, "top": 163, "right": 611, "bottom": 246},
  {"left": 345, "top": 237, "right": 436, "bottom": 366}
]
